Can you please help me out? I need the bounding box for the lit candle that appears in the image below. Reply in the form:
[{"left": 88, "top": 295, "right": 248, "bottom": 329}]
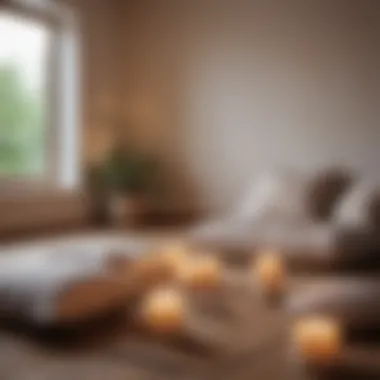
[
  {"left": 140, "top": 287, "right": 186, "bottom": 334},
  {"left": 177, "top": 255, "right": 221, "bottom": 288},
  {"left": 291, "top": 316, "right": 342, "bottom": 363},
  {"left": 254, "top": 250, "right": 285, "bottom": 295},
  {"left": 159, "top": 242, "right": 190, "bottom": 277}
]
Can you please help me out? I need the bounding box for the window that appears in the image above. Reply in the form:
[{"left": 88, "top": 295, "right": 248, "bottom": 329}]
[
  {"left": 0, "top": 11, "right": 50, "bottom": 177},
  {"left": 0, "top": 0, "right": 79, "bottom": 191}
]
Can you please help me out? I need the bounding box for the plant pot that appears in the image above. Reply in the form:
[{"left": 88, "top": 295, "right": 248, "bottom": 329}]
[{"left": 108, "top": 194, "right": 146, "bottom": 227}]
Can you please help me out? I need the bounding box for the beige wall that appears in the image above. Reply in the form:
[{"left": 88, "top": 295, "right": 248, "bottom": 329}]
[
  {"left": 3, "top": 0, "right": 379, "bottom": 233},
  {"left": 73, "top": 0, "right": 124, "bottom": 163},
  {"left": 121, "top": 0, "right": 380, "bottom": 214}
]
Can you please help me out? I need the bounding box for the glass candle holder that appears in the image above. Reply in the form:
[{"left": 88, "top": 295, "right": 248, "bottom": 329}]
[
  {"left": 291, "top": 316, "right": 342, "bottom": 364},
  {"left": 140, "top": 287, "right": 186, "bottom": 334}
]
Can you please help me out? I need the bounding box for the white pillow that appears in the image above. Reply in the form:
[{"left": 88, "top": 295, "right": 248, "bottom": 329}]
[{"left": 232, "top": 170, "right": 309, "bottom": 224}]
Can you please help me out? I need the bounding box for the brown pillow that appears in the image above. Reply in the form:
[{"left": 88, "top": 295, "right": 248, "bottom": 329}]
[
  {"left": 334, "top": 181, "right": 380, "bottom": 230},
  {"left": 305, "top": 168, "right": 353, "bottom": 221}
]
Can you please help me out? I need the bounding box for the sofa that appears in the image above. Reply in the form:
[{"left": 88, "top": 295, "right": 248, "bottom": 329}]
[
  {"left": 187, "top": 167, "right": 380, "bottom": 341},
  {"left": 188, "top": 167, "right": 380, "bottom": 271}
]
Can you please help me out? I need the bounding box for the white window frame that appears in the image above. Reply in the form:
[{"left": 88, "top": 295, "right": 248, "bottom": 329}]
[{"left": 0, "top": 0, "right": 81, "bottom": 197}]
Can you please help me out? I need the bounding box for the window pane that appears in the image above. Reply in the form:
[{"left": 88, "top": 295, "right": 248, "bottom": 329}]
[{"left": 0, "top": 11, "right": 50, "bottom": 177}]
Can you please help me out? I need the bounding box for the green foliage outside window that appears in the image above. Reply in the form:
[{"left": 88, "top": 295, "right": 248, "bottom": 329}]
[{"left": 0, "top": 62, "right": 45, "bottom": 176}]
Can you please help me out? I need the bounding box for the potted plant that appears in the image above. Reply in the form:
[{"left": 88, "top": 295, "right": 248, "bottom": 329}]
[{"left": 101, "top": 144, "right": 159, "bottom": 226}]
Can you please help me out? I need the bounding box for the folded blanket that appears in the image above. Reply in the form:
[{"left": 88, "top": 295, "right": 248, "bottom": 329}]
[{"left": 0, "top": 247, "right": 133, "bottom": 325}]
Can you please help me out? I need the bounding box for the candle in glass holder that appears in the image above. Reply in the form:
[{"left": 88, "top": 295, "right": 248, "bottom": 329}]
[
  {"left": 254, "top": 250, "right": 285, "bottom": 295},
  {"left": 159, "top": 242, "right": 190, "bottom": 277},
  {"left": 178, "top": 254, "right": 221, "bottom": 288},
  {"left": 140, "top": 287, "right": 186, "bottom": 334},
  {"left": 291, "top": 316, "right": 342, "bottom": 363}
]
